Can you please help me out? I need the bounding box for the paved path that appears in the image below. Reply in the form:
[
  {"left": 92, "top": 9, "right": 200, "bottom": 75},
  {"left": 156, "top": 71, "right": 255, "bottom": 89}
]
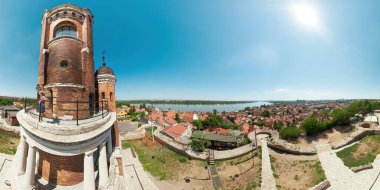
[
  {"left": 260, "top": 136, "right": 277, "bottom": 190},
  {"left": 316, "top": 144, "right": 380, "bottom": 190},
  {"left": 122, "top": 148, "right": 159, "bottom": 190},
  {"left": 0, "top": 153, "right": 13, "bottom": 190},
  {"left": 209, "top": 165, "right": 222, "bottom": 190}
]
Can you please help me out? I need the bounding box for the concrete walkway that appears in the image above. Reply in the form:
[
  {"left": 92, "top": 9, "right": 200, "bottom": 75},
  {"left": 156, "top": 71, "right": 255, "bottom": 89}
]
[
  {"left": 122, "top": 148, "right": 159, "bottom": 190},
  {"left": 260, "top": 137, "right": 277, "bottom": 190},
  {"left": 317, "top": 144, "right": 380, "bottom": 190},
  {"left": 0, "top": 153, "right": 13, "bottom": 190}
]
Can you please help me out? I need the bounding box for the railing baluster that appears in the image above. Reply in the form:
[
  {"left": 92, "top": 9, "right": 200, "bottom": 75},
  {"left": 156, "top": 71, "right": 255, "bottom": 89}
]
[
  {"left": 24, "top": 97, "right": 27, "bottom": 110},
  {"left": 102, "top": 100, "right": 104, "bottom": 118},
  {"left": 76, "top": 100, "right": 79, "bottom": 126}
]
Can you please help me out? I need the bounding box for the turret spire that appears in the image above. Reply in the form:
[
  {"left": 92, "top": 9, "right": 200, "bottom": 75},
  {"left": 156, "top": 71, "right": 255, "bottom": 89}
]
[{"left": 102, "top": 50, "right": 106, "bottom": 66}]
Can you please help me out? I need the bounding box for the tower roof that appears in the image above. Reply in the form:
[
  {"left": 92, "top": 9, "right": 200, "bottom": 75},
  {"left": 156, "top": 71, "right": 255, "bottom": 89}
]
[
  {"left": 96, "top": 52, "right": 114, "bottom": 76},
  {"left": 96, "top": 65, "right": 114, "bottom": 76}
]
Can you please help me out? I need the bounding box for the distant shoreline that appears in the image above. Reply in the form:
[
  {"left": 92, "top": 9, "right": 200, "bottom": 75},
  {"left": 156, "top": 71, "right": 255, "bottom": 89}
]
[{"left": 116, "top": 100, "right": 255, "bottom": 105}]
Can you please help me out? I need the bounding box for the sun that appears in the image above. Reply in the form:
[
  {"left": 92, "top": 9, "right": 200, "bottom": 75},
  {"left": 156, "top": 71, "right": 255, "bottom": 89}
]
[{"left": 292, "top": 4, "right": 320, "bottom": 30}]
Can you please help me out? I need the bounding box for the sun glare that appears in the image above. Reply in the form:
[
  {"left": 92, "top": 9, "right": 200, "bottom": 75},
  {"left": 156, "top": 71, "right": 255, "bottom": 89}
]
[{"left": 292, "top": 4, "right": 319, "bottom": 30}]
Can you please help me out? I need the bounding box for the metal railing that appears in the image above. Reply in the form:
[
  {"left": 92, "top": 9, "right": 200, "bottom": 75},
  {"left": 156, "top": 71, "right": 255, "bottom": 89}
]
[{"left": 24, "top": 97, "right": 110, "bottom": 126}]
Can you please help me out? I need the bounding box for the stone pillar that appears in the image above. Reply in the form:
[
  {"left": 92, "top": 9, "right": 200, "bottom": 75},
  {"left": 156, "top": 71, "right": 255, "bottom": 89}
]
[
  {"left": 35, "top": 150, "right": 40, "bottom": 174},
  {"left": 84, "top": 149, "right": 97, "bottom": 190},
  {"left": 107, "top": 132, "right": 113, "bottom": 156},
  {"left": 99, "top": 143, "right": 109, "bottom": 187},
  {"left": 24, "top": 144, "right": 37, "bottom": 190},
  {"left": 17, "top": 137, "right": 28, "bottom": 175}
]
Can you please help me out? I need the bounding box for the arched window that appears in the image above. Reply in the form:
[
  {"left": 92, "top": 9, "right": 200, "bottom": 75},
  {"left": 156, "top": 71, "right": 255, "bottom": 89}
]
[
  {"left": 110, "top": 92, "right": 113, "bottom": 101},
  {"left": 101, "top": 92, "right": 105, "bottom": 100},
  {"left": 54, "top": 26, "right": 77, "bottom": 38}
]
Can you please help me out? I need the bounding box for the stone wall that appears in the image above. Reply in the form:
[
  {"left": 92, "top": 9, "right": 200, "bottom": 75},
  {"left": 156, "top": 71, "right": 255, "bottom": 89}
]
[
  {"left": 249, "top": 129, "right": 317, "bottom": 155},
  {"left": 331, "top": 127, "right": 380, "bottom": 149},
  {"left": 153, "top": 129, "right": 254, "bottom": 160}
]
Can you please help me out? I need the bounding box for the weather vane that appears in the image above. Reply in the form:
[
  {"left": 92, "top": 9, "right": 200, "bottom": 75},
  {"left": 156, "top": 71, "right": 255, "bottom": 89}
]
[{"left": 102, "top": 50, "right": 106, "bottom": 66}]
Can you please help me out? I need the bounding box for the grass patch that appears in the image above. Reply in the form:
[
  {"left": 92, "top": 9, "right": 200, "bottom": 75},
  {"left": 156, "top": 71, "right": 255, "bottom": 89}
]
[
  {"left": 336, "top": 135, "right": 380, "bottom": 168},
  {"left": 310, "top": 161, "right": 326, "bottom": 185},
  {"left": 145, "top": 126, "right": 157, "bottom": 134},
  {"left": 0, "top": 129, "right": 19, "bottom": 155},
  {"left": 270, "top": 153, "right": 326, "bottom": 189},
  {"left": 122, "top": 139, "right": 192, "bottom": 180},
  {"left": 245, "top": 181, "right": 259, "bottom": 190}
]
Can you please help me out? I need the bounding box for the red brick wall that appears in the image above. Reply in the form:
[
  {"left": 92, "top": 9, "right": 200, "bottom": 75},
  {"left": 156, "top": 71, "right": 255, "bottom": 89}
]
[
  {"left": 97, "top": 82, "right": 116, "bottom": 112},
  {"left": 38, "top": 150, "right": 84, "bottom": 186},
  {"left": 37, "top": 5, "right": 95, "bottom": 120},
  {"left": 113, "top": 122, "right": 119, "bottom": 147},
  {"left": 46, "top": 39, "right": 83, "bottom": 85}
]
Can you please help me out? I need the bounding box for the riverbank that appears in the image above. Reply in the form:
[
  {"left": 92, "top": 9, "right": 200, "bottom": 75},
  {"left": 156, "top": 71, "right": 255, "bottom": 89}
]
[{"left": 129, "top": 101, "right": 272, "bottom": 112}]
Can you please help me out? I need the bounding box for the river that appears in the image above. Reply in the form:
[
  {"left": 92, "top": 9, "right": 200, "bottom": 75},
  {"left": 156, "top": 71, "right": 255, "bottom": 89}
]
[{"left": 133, "top": 101, "right": 272, "bottom": 112}]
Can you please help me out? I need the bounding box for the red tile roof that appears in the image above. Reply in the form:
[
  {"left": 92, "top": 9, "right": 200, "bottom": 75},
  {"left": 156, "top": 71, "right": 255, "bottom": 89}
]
[
  {"left": 181, "top": 112, "right": 194, "bottom": 123},
  {"left": 204, "top": 127, "right": 231, "bottom": 135},
  {"left": 161, "top": 124, "right": 188, "bottom": 139}
]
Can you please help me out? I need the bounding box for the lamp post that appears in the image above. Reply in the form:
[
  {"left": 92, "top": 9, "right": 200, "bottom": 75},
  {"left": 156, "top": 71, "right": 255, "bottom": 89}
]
[{"left": 152, "top": 121, "right": 155, "bottom": 142}]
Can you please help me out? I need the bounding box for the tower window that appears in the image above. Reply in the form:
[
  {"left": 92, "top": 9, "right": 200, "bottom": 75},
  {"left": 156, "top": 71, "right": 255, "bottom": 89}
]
[
  {"left": 54, "top": 26, "right": 77, "bottom": 38},
  {"left": 60, "top": 60, "right": 68, "bottom": 68}
]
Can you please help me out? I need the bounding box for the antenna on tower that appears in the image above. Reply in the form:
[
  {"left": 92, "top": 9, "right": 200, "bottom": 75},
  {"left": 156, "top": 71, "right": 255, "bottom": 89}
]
[{"left": 102, "top": 50, "right": 106, "bottom": 66}]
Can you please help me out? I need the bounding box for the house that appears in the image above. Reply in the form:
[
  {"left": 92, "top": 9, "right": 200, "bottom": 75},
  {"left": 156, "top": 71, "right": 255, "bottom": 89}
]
[
  {"left": 164, "top": 110, "right": 177, "bottom": 118},
  {"left": 181, "top": 112, "right": 194, "bottom": 123},
  {"left": 116, "top": 109, "right": 127, "bottom": 118},
  {"left": 204, "top": 127, "right": 231, "bottom": 135},
  {"left": 6, "top": 111, "right": 19, "bottom": 126},
  {"left": 239, "top": 123, "right": 252, "bottom": 135},
  {"left": 164, "top": 117, "right": 177, "bottom": 126},
  {"left": 200, "top": 114, "right": 208, "bottom": 120},
  {"left": 13, "top": 102, "right": 24, "bottom": 108},
  {"left": 160, "top": 123, "right": 192, "bottom": 142},
  {"left": 191, "top": 130, "right": 244, "bottom": 149},
  {"left": 1, "top": 106, "right": 20, "bottom": 119},
  {"left": 1, "top": 106, "right": 20, "bottom": 126}
]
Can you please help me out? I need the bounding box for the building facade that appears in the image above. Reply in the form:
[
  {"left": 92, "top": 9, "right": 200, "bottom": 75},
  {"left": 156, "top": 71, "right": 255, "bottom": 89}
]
[{"left": 13, "top": 4, "right": 118, "bottom": 190}]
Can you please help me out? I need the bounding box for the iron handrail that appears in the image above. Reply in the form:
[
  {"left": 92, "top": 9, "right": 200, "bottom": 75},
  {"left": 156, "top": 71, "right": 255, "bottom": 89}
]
[{"left": 24, "top": 97, "right": 110, "bottom": 126}]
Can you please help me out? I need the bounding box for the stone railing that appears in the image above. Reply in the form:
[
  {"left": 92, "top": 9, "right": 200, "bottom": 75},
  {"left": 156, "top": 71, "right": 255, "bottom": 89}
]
[
  {"left": 153, "top": 127, "right": 255, "bottom": 160},
  {"left": 351, "top": 164, "right": 373, "bottom": 173},
  {"left": 119, "top": 128, "right": 145, "bottom": 141},
  {"left": 248, "top": 129, "right": 317, "bottom": 155},
  {"left": 309, "top": 180, "right": 331, "bottom": 190},
  {"left": 331, "top": 127, "right": 380, "bottom": 149}
]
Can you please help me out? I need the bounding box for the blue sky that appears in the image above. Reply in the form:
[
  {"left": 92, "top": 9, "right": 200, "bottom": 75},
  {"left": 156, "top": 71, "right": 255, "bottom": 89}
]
[{"left": 0, "top": 0, "right": 379, "bottom": 100}]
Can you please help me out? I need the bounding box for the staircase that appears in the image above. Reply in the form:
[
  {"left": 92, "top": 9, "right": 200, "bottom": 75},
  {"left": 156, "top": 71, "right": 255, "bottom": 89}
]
[{"left": 208, "top": 149, "right": 215, "bottom": 165}]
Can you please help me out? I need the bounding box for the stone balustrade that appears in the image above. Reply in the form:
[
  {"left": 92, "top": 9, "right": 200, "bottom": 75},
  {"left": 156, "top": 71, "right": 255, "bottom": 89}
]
[{"left": 248, "top": 129, "right": 317, "bottom": 155}]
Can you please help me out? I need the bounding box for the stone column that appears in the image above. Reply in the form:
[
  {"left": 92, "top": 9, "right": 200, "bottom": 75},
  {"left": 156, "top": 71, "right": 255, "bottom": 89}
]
[
  {"left": 99, "top": 143, "right": 109, "bottom": 187},
  {"left": 17, "top": 137, "right": 28, "bottom": 175},
  {"left": 107, "top": 132, "right": 113, "bottom": 156},
  {"left": 84, "top": 149, "right": 97, "bottom": 190},
  {"left": 24, "top": 144, "right": 37, "bottom": 190},
  {"left": 35, "top": 150, "right": 40, "bottom": 174}
]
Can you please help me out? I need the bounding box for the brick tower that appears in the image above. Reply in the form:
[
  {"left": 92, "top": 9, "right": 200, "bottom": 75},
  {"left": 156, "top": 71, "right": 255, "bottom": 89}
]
[
  {"left": 36, "top": 4, "right": 95, "bottom": 119},
  {"left": 95, "top": 54, "right": 119, "bottom": 147},
  {"left": 14, "top": 4, "right": 117, "bottom": 190}
]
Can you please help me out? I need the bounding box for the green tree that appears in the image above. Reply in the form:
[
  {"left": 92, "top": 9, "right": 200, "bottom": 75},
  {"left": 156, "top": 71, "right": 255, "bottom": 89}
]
[
  {"left": 261, "top": 110, "right": 270, "bottom": 118},
  {"left": 332, "top": 109, "right": 351, "bottom": 126},
  {"left": 192, "top": 120, "right": 204, "bottom": 130},
  {"left": 255, "top": 120, "right": 265, "bottom": 127},
  {"left": 302, "top": 117, "right": 320, "bottom": 135},
  {"left": 175, "top": 113, "right": 181, "bottom": 123},
  {"left": 273, "top": 120, "right": 283, "bottom": 131},
  {"left": 279, "top": 125, "right": 301, "bottom": 140}
]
